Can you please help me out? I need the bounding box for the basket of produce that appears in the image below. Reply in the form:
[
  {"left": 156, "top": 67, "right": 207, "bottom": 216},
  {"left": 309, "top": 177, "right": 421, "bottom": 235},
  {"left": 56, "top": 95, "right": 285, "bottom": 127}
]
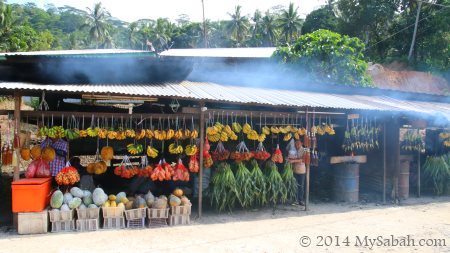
[{"left": 169, "top": 189, "right": 192, "bottom": 215}]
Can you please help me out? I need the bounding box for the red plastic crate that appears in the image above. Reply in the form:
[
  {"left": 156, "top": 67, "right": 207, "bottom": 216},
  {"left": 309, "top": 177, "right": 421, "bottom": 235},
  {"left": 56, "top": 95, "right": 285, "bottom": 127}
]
[{"left": 11, "top": 178, "right": 52, "bottom": 213}]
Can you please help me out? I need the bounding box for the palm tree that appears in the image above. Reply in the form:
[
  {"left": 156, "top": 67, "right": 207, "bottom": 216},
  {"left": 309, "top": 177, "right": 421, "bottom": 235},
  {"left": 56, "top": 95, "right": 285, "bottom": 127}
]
[
  {"left": 127, "top": 22, "right": 139, "bottom": 49},
  {"left": 251, "top": 9, "right": 262, "bottom": 44},
  {"left": 82, "top": 2, "right": 111, "bottom": 49},
  {"left": 261, "top": 11, "right": 277, "bottom": 46},
  {"left": 228, "top": 5, "right": 249, "bottom": 47},
  {"left": 278, "top": 3, "right": 302, "bottom": 44}
]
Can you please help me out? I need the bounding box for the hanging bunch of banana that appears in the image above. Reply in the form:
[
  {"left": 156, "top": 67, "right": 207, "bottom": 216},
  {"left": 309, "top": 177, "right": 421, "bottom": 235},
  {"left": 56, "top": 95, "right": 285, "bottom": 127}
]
[{"left": 169, "top": 143, "right": 184, "bottom": 154}]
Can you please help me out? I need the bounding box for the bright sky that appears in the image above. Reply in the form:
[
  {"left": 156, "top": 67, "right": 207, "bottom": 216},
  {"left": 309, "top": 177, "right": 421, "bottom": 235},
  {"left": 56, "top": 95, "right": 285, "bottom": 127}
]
[{"left": 8, "top": 0, "right": 327, "bottom": 22}]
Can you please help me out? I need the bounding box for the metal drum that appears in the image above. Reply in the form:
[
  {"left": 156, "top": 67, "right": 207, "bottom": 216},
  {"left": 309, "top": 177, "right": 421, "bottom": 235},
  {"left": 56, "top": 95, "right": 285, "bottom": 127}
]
[
  {"left": 399, "top": 160, "right": 410, "bottom": 199},
  {"left": 334, "top": 163, "right": 360, "bottom": 202}
]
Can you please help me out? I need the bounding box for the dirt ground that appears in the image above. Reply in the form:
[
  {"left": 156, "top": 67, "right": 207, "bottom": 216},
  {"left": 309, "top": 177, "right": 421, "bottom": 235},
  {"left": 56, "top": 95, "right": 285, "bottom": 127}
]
[{"left": 0, "top": 197, "right": 449, "bottom": 253}]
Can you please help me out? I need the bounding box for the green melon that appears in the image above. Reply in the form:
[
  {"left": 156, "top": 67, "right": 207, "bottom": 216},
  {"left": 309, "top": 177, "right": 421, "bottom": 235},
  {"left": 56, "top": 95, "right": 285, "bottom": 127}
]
[{"left": 50, "top": 190, "right": 64, "bottom": 209}]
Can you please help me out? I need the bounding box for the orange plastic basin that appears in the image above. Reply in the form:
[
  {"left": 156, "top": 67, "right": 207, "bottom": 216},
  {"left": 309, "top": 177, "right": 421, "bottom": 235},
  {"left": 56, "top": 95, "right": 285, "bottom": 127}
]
[{"left": 11, "top": 178, "right": 52, "bottom": 213}]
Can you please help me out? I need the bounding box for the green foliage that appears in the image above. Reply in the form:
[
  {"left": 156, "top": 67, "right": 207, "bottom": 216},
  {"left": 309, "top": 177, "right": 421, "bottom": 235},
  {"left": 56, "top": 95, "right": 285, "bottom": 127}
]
[
  {"left": 302, "top": 5, "right": 338, "bottom": 34},
  {"left": 277, "top": 3, "right": 303, "bottom": 44},
  {"left": 423, "top": 154, "right": 450, "bottom": 196},
  {"left": 273, "top": 29, "right": 373, "bottom": 87}
]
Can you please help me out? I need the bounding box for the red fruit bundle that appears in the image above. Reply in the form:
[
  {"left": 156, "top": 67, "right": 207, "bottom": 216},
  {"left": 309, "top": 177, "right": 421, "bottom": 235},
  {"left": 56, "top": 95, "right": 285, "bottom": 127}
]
[
  {"left": 230, "top": 141, "right": 254, "bottom": 162},
  {"left": 114, "top": 165, "right": 138, "bottom": 179},
  {"left": 271, "top": 144, "right": 284, "bottom": 164},
  {"left": 211, "top": 141, "right": 230, "bottom": 161},
  {"left": 203, "top": 152, "right": 214, "bottom": 168},
  {"left": 189, "top": 155, "right": 199, "bottom": 173},
  {"left": 150, "top": 159, "right": 173, "bottom": 181},
  {"left": 55, "top": 166, "right": 80, "bottom": 185},
  {"left": 138, "top": 165, "right": 153, "bottom": 177},
  {"left": 173, "top": 159, "right": 190, "bottom": 181},
  {"left": 253, "top": 142, "right": 271, "bottom": 161}
]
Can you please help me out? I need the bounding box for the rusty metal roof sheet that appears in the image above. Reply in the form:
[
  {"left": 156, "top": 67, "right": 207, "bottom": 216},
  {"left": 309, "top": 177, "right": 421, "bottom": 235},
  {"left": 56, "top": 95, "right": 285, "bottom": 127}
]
[
  {"left": 0, "top": 81, "right": 449, "bottom": 120},
  {"left": 160, "top": 47, "right": 276, "bottom": 58}
]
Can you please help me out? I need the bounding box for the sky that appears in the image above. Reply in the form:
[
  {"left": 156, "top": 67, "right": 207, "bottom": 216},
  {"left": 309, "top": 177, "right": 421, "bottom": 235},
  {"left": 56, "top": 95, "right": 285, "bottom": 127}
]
[{"left": 8, "top": 0, "right": 327, "bottom": 22}]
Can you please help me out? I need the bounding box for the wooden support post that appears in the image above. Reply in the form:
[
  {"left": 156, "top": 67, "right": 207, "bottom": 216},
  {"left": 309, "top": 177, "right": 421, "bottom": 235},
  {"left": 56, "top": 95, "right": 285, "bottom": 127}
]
[
  {"left": 304, "top": 110, "right": 310, "bottom": 211},
  {"left": 197, "top": 102, "right": 205, "bottom": 218},
  {"left": 383, "top": 122, "right": 387, "bottom": 204},
  {"left": 393, "top": 120, "right": 401, "bottom": 202},
  {"left": 13, "top": 92, "right": 21, "bottom": 182},
  {"left": 417, "top": 150, "right": 421, "bottom": 197}
]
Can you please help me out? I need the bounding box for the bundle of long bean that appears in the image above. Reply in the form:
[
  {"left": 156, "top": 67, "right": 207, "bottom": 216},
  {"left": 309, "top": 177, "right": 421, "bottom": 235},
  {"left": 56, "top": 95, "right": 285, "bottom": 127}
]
[
  {"left": 235, "top": 162, "right": 253, "bottom": 208},
  {"left": 250, "top": 160, "right": 267, "bottom": 207},
  {"left": 210, "top": 162, "right": 238, "bottom": 212},
  {"left": 281, "top": 162, "right": 297, "bottom": 203},
  {"left": 266, "top": 162, "right": 287, "bottom": 205}
]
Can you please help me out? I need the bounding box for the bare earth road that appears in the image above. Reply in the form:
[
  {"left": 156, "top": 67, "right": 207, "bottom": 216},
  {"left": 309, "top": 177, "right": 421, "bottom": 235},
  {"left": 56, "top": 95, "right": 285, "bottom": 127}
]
[{"left": 0, "top": 197, "right": 449, "bottom": 253}]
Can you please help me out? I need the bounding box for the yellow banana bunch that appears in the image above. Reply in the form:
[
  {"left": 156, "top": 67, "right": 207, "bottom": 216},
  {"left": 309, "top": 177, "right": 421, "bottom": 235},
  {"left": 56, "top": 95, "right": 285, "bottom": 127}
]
[
  {"left": 145, "top": 129, "right": 154, "bottom": 139},
  {"left": 257, "top": 133, "right": 266, "bottom": 142},
  {"left": 220, "top": 132, "right": 229, "bottom": 142},
  {"left": 297, "top": 128, "right": 307, "bottom": 136},
  {"left": 146, "top": 146, "right": 158, "bottom": 158},
  {"left": 97, "top": 128, "right": 108, "bottom": 139},
  {"left": 283, "top": 133, "right": 292, "bottom": 141},
  {"left": 262, "top": 126, "right": 270, "bottom": 135},
  {"left": 316, "top": 126, "right": 325, "bottom": 136},
  {"left": 125, "top": 129, "right": 136, "bottom": 138},
  {"left": 229, "top": 132, "right": 238, "bottom": 141},
  {"left": 107, "top": 130, "right": 117, "bottom": 140},
  {"left": 185, "top": 145, "right": 198, "bottom": 156},
  {"left": 208, "top": 133, "right": 221, "bottom": 142},
  {"left": 271, "top": 126, "right": 280, "bottom": 134},
  {"left": 190, "top": 129, "right": 199, "bottom": 139},
  {"left": 207, "top": 126, "right": 218, "bottom": 135},
  {"left": 127, "top": 144, "right": 143, "bottom": 155},
  {"left": 135, "top": 130, "right": 146, "bottom": 140},
  {"left": 79, "top": 130, "right": 88, "bottom": 138},
  {"left": 223, "top": 125, "right": 233, "bottom": 136},
  {"left": 242, "top": 123, "right": 252, "bottom": 134},
  {"left": 291, "top": 127, "right": 298, "bottom": 133},
  {"left": 116, "top": 131, "right": 126, "bottom": 140},
  {"left": 169, "top": 143, "right": 184, "bottom": 154},
  {"left": 294, "top": 132, "right": 300, "bottom": 140},
  {"left": 232, "top": 122, "right": 242, "bottom": 133},
  {"left": 86, "top": 127, "right": 98, "bottom": 137},
  {"left": 311, "top": 126, "right": 318, "bottom": 134},
  {"left": 183, "top": 129, "right": 191, "bottom": 139},
  {"left": 280, "top": 126, "right": 288, "bottom": 134},
  {"left": 246, "top": 130, "right": 259, "bottom": 141},
  {"left": 214, "top": 122, "right": 224, "bottom": 132},
  {"left": 174, "top": 129, "right": 184, "bottom": 140},
  {"left": 166, "top": 129, "right": 175, "bottom": 140}
]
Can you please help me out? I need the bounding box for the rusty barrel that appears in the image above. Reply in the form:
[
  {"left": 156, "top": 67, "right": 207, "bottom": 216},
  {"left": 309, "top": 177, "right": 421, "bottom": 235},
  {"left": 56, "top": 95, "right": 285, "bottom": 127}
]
[
  {"left": 399, "top": 160, "right": 410, "bottom": 199},
  {"left": 334, "top": 163, "right": 359, "bottom": 202}
]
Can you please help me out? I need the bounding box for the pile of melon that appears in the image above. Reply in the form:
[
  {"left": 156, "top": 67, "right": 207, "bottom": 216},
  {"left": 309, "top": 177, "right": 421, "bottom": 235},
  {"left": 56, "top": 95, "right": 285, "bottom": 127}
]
[
  {"left": 169, "top": 188, "right": 191, "bottom": 207},
  {"left": 50, "top": 187, "right": 102, "bottom": 211}
]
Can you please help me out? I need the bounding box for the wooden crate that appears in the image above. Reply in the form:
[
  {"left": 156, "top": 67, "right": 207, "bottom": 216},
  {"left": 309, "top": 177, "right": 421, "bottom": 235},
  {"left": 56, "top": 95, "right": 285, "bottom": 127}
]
[
  {"left": 48, "top": 209, "right": 74, "bottom": 222},
  {"left": 76, "top": 208, "right": 100, "bottom": 220},
  {"left": 51, "top": 220, "right": 75, "bottom": 232},
  {"left": 103, "top": 217, "right": 125, "bottom": 229},
  {"left": 18, "top": 211, "right": 48, "bottom": 235},
  {"left": 102, "top": 207, "right": 124, "bottom": 218},
  {"left": 76, "top": 219, "right": 99, "bottom": 232},
  {"left": 147, "top": 208, "right": 169, "bottom": 219},
  {"left": 170, "top": 204, "right": 192, "bottom": 215},
  {"left": 124, "top": 208, "right": 146, "bottom": 220},
  {"left": 168, "top": 215, "right": 190, "bottom": 226}
]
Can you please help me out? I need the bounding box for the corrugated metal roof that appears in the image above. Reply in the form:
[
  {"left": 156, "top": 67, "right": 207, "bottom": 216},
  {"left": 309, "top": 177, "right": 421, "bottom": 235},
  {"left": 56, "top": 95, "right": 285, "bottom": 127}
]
[
  {"left": 0, "top": 49, "right": 155, "bottom": 57},
  {"left": 0, "top": 81, "right": 449, "bottom": 120},
  {"left": 160, "top": 48, "right": 276, "bottom": 58}
]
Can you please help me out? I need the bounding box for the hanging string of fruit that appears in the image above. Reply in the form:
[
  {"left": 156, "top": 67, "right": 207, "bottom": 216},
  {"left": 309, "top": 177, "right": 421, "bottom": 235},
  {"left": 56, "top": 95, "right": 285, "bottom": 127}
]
[
  {"left": 230, "top": 141, "right": 254, "bottom": 162},
  {"left": 150, "top": 158, "right": 174, "bottom": 181},
  {"left": 253, "top": 141, "right": 271, "bottom": 161},
  {"left": 401, "top": 129, "right": 424, "bottom": 152},
  {"left": 172, "top": 158, "right": 190, "bottom": 181},
  {"left": 439, "top": 131, "right": 450, "bottom": 147},
  {"left": 271, "top": 144, "right": 283, "bottom": 163},
  {"left": 203, "top": 137, "right": 214, "bottom": 168},
  {"left": 137, "top": 156, "right": 153, "bottom": 177},
  {"left": 55, "top": 166, "right": 80, "bottom": 186},
  {"left": 211, "top": 141, "right": 230, "bottom": 161},
  {"left": 114, "top": 155, "right": 138, "bottom": 179}
]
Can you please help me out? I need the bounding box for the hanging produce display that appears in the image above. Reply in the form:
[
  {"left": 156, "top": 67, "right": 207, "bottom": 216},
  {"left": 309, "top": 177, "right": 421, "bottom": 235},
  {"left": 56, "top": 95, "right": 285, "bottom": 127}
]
[
  {"left": 150, "top": 159, "right": 174, "bottom": 181},
  {"left": 266, "top": 162, "right": 287, "bottom": 205},
  {"left": 211, "top": 141, "right": 230, "bottom": 161},
  {"left": 401, "top": 129, "right": 424, "bottom": 152},
  {"left": 342, "top": 117, "right": 380, "bottom": 153},
  {"left": 271, "top": 144, "right": 284, "bottom": 164},
  {"left": 250, "top": 160, "right": 267, "bottom": 206},
  {"left": 253, "top": 142, "right": 271, "bottom": 161},
  {"left": 114, "top": 156, "right": 138, "bottom": 179},
  {"left": 230, "top": 141, "right": 254, "bottom": 162},
  {"left": 235, "top": 162, "right": 253, "bottom": 208},
  {"left": 439, "top": 132, "right": 450, "bottom": 148},
  {"left": 203, "top": 138, "right": 214, "bottom": 168},
  {"left": 188, "top": 155, "right": 199, "bottom": 173},
  {"left": 172, "top": 159, "right": 190, "bottom": 181},
  {"left": 55, "top": 166, "right": 80, "bottom": 186}
]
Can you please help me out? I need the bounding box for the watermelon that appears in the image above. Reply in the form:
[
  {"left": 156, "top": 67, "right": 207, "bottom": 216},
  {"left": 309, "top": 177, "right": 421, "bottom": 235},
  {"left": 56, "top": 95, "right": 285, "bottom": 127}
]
[
  {"left": 68, "top": 197, "right": 82, "bottom": 209},
  {"left": 50, "top": 190, "right": 64, "bottom": 209},
  {"left": 116, "top": 192, "right": 126, "bottom": 204},
  {"left": 61, "top": 204, "right": 70, "bottom": 211},
  {"left": 83, "top": 190, "right": 92, "bottom": 198},
  {"left": 63, "top": 192, "right": 73, "bottom": 204},
  {"left": 144, "top": 191, "right": 155, "bottom": 207},
  {"left": 93, "top": 188, "right": 108, "bottom": 206},
  {"left": 70, "top": 187, "right": 84, "bottom": 198},
  {"left": 88, "top": 204, "right": 97, "bottom": 209},
  {"left": 83, "top": 195, "right": 93, "bottom": 206}
]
